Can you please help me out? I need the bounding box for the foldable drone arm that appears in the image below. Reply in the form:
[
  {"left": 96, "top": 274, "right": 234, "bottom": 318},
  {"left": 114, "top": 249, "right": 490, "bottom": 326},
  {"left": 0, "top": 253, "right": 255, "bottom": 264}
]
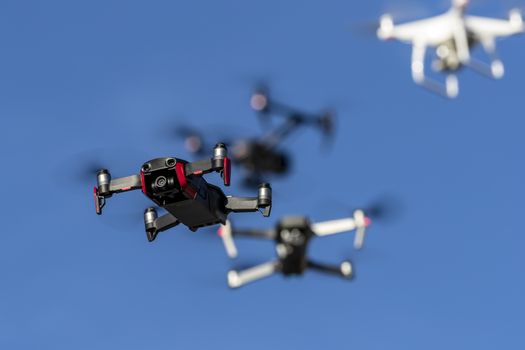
[
  {"left": 261, "top": 116, "right": 302, "bottom": 149},
  {"left": 261, "top": 111, "right": 332, "bottom": 149},
  {"left": 227, "top": 260, "right": 281, "bottom": 288},
  {"left": 307, "top": 259, "right": 353, "bottom": 279},
  {"left": 311, "top": 210, "right": 371, "bottom": 249},
  {"left": 143, "top": 207, "right": 180, "bottom": 242},
  {"left": 218, "top": 220, "right": 276, "bottom": 258},
  {"left": 94, "top": 170, "right": 142, "bottom": 215},
  {"left": 183, "top": 143, "right": 231, "bottom": 186},
  {"left": 225, "top": 183, "right": 272, "bottom": 217},
  {"left": 233, "top": 229, "right": 276, "bottom": 239}
]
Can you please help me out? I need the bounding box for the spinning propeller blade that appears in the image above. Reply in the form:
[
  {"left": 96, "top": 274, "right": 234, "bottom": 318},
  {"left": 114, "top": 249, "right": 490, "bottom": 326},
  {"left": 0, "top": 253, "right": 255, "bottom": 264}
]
[{"left": 217, "top": 220, "right": 238, "bottom": 259}]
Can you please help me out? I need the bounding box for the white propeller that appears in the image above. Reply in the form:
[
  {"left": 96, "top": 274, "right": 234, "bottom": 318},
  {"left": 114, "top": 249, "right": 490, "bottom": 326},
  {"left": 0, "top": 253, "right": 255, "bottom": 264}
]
[
  {"left": 218, "top": 220, "right": 238, "bottom": 258},
  {"left": 353, "top": 209, "right": 371, "bottom": 250}
]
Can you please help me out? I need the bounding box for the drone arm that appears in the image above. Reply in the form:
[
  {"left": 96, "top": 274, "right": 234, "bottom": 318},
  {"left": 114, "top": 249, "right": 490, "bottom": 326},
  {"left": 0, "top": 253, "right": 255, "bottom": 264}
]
[
  {"left": 234, "top": 229, "right": 276, "bottom": 240},
  {"left": 183, "top": 143, "right": 231, "bottom": 186},
  {"left": 225, "top": 197, "right": 271, "bottom": 217},
  {"left": 311, "top": 218, "right": 358, "bottom": 237},
  {"left": 261, "top": 117, "right": 302, "bottom": 149},
  {"left": 227, "top": 260, "right": 281, "bottom": 288},
  {"left": 411, "top": 42, "right": 459, "bottom": 98},
  {"left": 218, "top": 220, "right": 276, "bottom": 258},
  {"left": 94, "top": 172, "right": 142, "bottom": 215},
  {"left": 465, "top": 12, "right": 524, "bottom": 39},
  {"left": 307, "top": 259, "right": 353, "bottom": 279},
  {"left": 143, "top": 208, "right": 180, "bottom": 242},
  {"left": 108, "top": 175, "right": 142, "bottom": 193},
  {"left": 225, "top": 184, "right": 272, "bottom": 217},
  {"left": 311, "top": 210, "right": 370, "bottom": 249}
]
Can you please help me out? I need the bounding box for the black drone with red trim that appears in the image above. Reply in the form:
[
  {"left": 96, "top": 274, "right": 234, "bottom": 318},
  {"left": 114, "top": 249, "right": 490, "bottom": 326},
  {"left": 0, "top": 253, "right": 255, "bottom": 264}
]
[{"left": 93, "top": 143, "right": 272, "bottom": 242}]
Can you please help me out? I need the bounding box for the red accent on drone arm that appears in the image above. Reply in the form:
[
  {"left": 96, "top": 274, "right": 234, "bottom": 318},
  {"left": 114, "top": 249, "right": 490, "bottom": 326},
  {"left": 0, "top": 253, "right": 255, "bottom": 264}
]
[
  {"left": 94, "top": 187, "right": 102, "bottom": 215},
  {"left": 140, "top": 170, "right": 147, "bottom": 194},
  {"left": 108, "top": 175, "right": 142, "bottom": 193},
  {"left": 94, "top": 173, "right": 141, "bottom": 215},
  {"left": 184, "top": 159, "right": 214, "bottom": 176}
]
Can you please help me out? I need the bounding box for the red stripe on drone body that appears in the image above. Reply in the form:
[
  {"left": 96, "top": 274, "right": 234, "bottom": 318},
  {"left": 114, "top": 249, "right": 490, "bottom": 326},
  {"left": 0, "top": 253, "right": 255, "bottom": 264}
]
[
  {"left": 176, "top": 162, "right": 198, "bottom": 199},
  {"left": 140, "top": 170, "right": 147, "bottom": 194}
]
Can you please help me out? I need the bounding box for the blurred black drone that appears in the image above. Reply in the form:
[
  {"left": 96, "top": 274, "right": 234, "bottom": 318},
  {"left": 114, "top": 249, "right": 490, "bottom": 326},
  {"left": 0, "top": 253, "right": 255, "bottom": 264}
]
[
  {"left": 93, "top": 143, "right": 272, "bottom": 242},
  {"left": 217, "top": 209, "right": 373, "bottom": 288},
  {"left": 177, "top": 85, "right": 335, "bottom": 187}
]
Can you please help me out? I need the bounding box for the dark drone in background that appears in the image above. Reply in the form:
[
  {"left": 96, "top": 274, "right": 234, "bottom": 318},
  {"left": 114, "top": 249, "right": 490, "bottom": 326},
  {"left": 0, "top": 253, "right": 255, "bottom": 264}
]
[
  {"left": 177, "top": 85, "right": 335, "bottom": 187},
  {"left": 92, "top": 143, "right": 272, "bottom": 242}
]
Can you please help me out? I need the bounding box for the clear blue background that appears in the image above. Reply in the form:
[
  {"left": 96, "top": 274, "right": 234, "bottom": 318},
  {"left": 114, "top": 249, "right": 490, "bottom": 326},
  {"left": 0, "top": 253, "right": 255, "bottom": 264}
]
[{"left": 1, "top": 1, "right": 524, "bottom": 349}]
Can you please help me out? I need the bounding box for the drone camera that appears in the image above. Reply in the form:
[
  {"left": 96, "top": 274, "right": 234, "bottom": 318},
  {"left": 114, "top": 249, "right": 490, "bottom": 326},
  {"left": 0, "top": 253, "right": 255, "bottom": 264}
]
[
  {"left": 151, "top": 175, "right": 176, "bottom": 194},
  {"left": 141, "top": 158, "right": 186, "bottom": 197}
]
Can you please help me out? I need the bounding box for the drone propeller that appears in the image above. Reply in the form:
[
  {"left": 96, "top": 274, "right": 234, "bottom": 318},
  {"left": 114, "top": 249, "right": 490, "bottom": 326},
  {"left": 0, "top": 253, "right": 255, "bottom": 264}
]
[
  {"left": 250, "top": 82, "right": 275, "bottom": 131},
  {"left": 316, "top": 110, "right": 336, "bottom": 148},
  {"left": 217, "top": 220, "right": 238, "bottom": 258},
  {"left": 250, "top": 83, "right": 271, "bottom": 114},
  {"left": 174, "top": 125, "right": 207, "bottom": 156},
  {"left": 361, "top": 195, "right": 403, "bottom": 223},
  {"left": 162, "top": 120, "right": 248, "bottom": 158},
  {"left": 57, "top": 147, "right": 147, "bottom": 188},
  {"left": 354, "top": 195, "right": 403, "bottom": 249},
  {"left": 312, "top": 195, "right": 402, "bottom": 250},
  {"left": 349, "top": 20, "right": 382, "bottom": 37}
]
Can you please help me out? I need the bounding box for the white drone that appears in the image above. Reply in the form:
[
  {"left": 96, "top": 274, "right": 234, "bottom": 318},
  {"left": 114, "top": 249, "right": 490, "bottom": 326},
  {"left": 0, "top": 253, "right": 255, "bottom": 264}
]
[{"left": 377, "top": 0, "right": 524, "bottom": 98}]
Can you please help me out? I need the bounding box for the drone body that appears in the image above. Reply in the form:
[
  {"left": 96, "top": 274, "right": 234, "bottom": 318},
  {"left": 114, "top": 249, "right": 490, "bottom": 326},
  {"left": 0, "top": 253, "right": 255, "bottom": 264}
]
[
  {"left": 377, "top": 0, "right": 524, "bottom": 97},
  {"left": 218, "top": 210, "right": 370, "bottom": 288},
  {"left": 93, "top": 143, "right": 272, "bottom": 242},
  {"left": 230, "top": 139, "right": 290, "bottom": 186}
]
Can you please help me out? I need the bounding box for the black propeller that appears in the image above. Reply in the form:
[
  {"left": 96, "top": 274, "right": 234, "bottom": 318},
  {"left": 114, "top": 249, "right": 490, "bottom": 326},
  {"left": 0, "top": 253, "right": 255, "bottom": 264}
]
[{"left": 361, "top": 195, "right": 403, "bottom": 224}]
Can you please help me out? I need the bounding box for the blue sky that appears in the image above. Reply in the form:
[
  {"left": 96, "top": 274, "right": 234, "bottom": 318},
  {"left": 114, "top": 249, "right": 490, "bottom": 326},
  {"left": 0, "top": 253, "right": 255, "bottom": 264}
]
[{"left": 1, "top": 1, "right": 524, "bottom": 349}]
